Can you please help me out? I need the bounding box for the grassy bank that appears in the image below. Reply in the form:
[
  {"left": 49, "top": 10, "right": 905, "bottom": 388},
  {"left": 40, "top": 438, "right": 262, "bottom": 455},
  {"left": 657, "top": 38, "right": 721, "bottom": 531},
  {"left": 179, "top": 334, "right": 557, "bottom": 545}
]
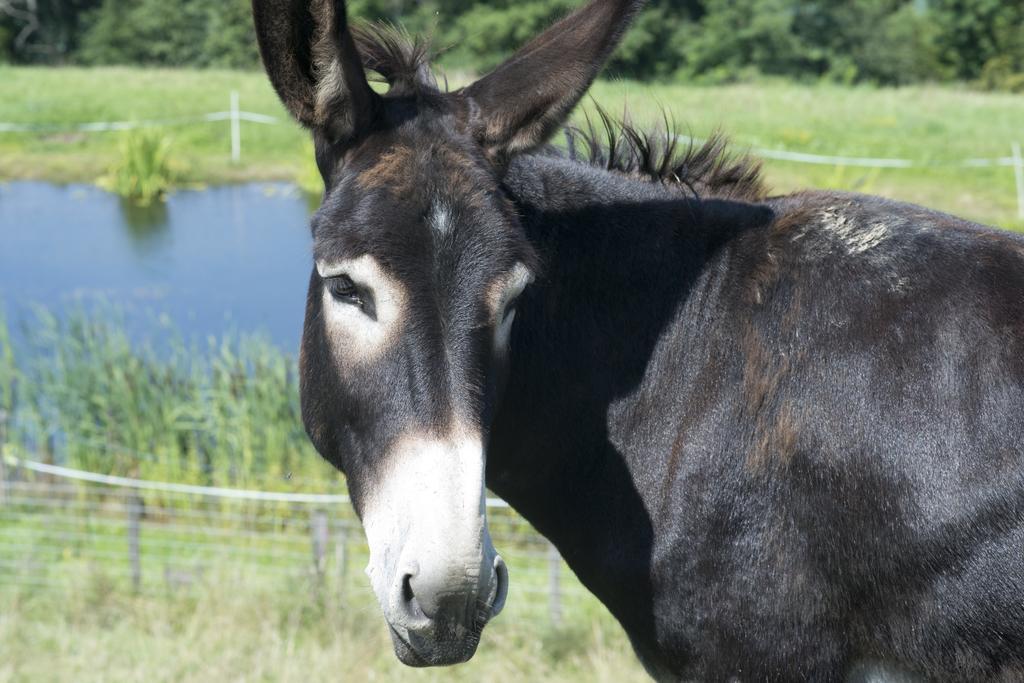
[{"left": 2, "top": 66, "right": 1022, "bottom": 229}]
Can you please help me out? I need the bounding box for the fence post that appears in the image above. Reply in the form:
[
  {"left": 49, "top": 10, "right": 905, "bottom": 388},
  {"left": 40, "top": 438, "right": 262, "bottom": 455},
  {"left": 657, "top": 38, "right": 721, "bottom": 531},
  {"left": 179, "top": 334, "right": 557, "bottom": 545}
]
[
  {"left": 1011, "top": 142, "right": 1024, "bottom": 221},
  {"left": 547, "top": 541, "right": 562, "bottom": 627},
  {"left": 335, "top": 521, "right": 349, "bottom": 602},
  {"left": 311, "top": 509, "right": 329, "bottom": 578},
  {"left": 0, "top": 410, "right": 8, "bottom": 505},
  {"left": 128, "top": 492, "right": 142, "bottom": 592},
  {"left": 230, "top": 90, "right": 241, "bottom": 164}
]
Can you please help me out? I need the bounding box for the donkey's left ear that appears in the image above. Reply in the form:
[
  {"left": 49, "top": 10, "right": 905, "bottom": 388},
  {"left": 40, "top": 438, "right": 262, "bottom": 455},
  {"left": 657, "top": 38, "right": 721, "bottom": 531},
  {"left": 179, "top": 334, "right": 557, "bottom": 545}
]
[{"left": 458, "top": 0, "right": 645, "bottom": 163}]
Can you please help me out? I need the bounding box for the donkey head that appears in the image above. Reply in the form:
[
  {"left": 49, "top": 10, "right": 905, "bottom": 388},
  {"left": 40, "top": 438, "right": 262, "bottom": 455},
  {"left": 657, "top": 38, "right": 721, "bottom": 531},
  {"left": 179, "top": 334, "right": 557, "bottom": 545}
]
[{"left": 253, "top": 0, "right": 643, "bottom": 666}]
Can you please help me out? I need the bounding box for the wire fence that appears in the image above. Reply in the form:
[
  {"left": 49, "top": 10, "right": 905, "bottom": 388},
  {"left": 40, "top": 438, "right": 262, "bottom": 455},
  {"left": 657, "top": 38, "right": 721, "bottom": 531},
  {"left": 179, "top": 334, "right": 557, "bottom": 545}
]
[
  {"left": 0, "top": 443, "right": 596, "bottom": 630},
  {"left": 2, "top": 90, "right": 1022, "bottom": 218}
]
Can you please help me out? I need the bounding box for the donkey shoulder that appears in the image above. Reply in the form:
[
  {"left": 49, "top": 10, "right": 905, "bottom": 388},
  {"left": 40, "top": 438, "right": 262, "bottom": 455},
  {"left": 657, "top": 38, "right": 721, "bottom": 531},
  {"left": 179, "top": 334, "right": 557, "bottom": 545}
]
[{"left": 726, "top": 189, "right": 1024, "bottom": 315}]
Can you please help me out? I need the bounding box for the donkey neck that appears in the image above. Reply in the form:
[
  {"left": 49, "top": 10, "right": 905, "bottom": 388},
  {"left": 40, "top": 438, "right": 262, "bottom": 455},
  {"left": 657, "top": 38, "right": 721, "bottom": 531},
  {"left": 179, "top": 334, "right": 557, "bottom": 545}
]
[
  {"left": 490, "top": 152, "right": 767, "bottom": 516},
  {"left": 488, "top": 153, "right": 771, "bottom": 648}
]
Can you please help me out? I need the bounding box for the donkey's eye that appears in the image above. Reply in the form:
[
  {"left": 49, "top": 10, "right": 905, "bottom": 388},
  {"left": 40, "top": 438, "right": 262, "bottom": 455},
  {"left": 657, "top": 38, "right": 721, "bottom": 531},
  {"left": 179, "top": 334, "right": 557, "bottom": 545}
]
[
  {"left": 325, "top": 275, "right": 378, "bottom": 320},
  {"left": 327, "top": 276, "right": 361, "bottom": 305}
]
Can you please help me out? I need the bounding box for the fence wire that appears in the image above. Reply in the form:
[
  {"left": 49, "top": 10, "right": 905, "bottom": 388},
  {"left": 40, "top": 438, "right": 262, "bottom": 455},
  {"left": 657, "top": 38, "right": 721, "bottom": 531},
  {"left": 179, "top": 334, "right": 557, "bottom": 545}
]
[{"left": 0, "top": 454, "right": 596, "bottom": 630}]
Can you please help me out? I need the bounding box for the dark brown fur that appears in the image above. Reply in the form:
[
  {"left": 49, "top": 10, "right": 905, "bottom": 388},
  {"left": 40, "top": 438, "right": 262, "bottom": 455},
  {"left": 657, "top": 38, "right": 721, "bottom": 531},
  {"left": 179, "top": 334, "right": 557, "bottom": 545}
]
[{"left": 254, "top": 1, "right": 1024, "bottom": 679}]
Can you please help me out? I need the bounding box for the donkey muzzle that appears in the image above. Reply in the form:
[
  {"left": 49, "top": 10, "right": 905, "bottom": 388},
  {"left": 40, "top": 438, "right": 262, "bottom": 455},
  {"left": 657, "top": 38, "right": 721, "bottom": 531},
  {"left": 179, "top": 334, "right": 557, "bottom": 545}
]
[{"left": 360, "top": 430, "right": 508, "bottom": 666}]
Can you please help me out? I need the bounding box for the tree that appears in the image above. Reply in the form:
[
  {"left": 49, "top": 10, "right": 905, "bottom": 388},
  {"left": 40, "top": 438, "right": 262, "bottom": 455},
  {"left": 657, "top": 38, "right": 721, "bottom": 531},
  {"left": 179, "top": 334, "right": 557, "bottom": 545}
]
[
  {"left": 1, "top": 0, "right": 101, "bottom": 62},
  {"left": 932, "top": 0, "right": 1024, "bottom": 80},
  {"left": 202, "top": 0, "right": 261, "bottom": 69}
]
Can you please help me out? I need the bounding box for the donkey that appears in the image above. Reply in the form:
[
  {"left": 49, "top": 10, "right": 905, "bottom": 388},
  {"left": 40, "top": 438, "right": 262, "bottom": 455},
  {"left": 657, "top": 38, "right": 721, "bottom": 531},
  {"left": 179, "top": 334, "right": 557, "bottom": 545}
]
[{"left": 252, "top": 0, "right": 1024, "bottom": 679}]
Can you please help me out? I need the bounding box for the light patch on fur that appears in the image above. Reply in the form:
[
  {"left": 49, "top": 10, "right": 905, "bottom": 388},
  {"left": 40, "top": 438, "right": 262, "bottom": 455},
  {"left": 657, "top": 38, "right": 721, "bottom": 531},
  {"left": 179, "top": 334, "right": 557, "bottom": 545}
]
[
  {"left": 310, "top": 0, "right": 344, "bottom": 129},
  {"left": 821, "top": 207, "right": 890, "bottom": 255},
  {"left": 357, "top": 145, "right": 417, "bottom": 192},
  {"left": 314, "top": 59, "right": 345, "bottom": 125},
  {"left": 429, "top": 201, "right": 454, "bottom": 236},
  {"left": 487, "top": 263, "right": 533, "bottom": 353},
  {"left": 361, "top": 424, "right": 504, "bottom": 634},
  {"left": 846, "top": 660, "right": 924, "bottom": 682},
  {"left": 317, "top": 255, "right": 407, "bottom": 365}
]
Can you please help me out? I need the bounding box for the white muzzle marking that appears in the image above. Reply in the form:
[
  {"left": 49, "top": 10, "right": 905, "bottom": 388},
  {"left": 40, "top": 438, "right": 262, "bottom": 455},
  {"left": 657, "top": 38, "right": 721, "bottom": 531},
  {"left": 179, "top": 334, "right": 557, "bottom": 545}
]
[{"left": 361, "top": 427, "right": 505, "bottom": 636}]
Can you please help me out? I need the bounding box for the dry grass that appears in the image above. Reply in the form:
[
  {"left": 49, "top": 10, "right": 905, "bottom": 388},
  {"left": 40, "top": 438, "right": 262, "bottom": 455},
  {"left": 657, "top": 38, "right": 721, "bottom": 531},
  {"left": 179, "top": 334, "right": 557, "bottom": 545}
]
[{"left": 0, "top": 566, "right": 649, "bottom": 683}]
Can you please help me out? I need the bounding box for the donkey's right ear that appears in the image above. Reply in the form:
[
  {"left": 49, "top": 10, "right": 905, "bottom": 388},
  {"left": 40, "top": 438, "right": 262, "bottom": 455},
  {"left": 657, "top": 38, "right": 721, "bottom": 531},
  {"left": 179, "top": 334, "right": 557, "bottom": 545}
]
[{"left": 252, "top": 0, "right": 380, "bottom": 143}]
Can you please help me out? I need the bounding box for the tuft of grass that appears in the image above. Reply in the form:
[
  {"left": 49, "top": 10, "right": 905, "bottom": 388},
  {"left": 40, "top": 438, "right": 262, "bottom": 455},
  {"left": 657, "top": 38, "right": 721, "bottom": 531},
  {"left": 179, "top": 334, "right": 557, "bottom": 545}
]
[{"left": 98, "top": 129, "right": 183, "bottom": 205}]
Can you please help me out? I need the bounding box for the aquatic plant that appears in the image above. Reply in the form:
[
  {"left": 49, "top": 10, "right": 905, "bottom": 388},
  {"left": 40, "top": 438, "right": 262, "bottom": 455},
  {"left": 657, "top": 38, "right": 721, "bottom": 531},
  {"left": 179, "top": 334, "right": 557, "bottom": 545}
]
[{"left": 98, "top": 129, "right": 182, "bottom": 205}]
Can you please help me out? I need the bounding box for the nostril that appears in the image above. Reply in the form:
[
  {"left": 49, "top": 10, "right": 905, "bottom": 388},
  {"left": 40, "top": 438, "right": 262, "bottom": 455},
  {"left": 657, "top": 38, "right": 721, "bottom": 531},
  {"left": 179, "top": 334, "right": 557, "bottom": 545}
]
[
  {"left": 491, "top": 555, "right": 509, "bottom": 617},
  {"left": 391, "top": 564, "right": 429, "bottom": 628},
  {"left": 401, "top": 573, "right": 415, "bottom": 604}
]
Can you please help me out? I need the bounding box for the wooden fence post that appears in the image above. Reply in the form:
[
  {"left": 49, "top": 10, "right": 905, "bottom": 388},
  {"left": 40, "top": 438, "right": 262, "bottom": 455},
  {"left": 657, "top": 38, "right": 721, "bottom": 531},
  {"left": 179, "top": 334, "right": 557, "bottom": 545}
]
[
  {"left": 1011, "top": 142, "right": 1024, "bottom": 221},
  {"left": 230, "top": 91, "right": 241, "bottom": 163},
  {"left": 128, "top": 492, "right": 142, "bottom": 592},
  {"left": 547, "top": 541, "right": 563, "bottom": 627},
  {"left": 335, "top": 521, "right": 349, "bottom": 602},
  {"left": 0, "top": 410, "right": 8, "bottom": 505},
  {"left": 311, "top": 509, "right": 329, "bottom": 578}
]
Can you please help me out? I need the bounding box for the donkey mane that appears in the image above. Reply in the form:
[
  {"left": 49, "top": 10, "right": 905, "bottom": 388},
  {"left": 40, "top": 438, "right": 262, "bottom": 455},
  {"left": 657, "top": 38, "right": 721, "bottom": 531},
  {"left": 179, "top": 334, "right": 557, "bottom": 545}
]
[
  {"left": 562, "top": 108, "right": 766, "bottom": 201},
  {"left": 351, "top": 21, "right": 766, "bottom": 202},
  {"left": 350, "top": 22, "right": 435, "bottom": 92}
]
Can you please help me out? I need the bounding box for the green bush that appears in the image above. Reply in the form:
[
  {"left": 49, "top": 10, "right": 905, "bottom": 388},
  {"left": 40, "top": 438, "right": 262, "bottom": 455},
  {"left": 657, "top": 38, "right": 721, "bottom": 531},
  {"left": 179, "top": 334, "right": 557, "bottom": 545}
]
[
  {"left": 440, "top": 0, "right": 577, "bottom": 73},
  {"left": 978, "top": 55, "right": 1024, "bottom": 93},
  {"left": 200, "top": 0, "right": 262, "bottom": 69},
  {"left": 931, "top": 0, "right": 1024, "bottom": 81},
  {"left": 79, "top": 0, "right": 259, "bottom": 68}
]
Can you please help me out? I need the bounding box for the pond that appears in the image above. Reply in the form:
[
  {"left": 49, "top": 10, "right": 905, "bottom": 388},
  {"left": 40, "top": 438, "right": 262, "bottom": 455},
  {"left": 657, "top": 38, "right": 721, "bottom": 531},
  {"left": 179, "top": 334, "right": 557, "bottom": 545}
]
[{"left": 0, "top": 182, "right": 314, "bottom": 350}]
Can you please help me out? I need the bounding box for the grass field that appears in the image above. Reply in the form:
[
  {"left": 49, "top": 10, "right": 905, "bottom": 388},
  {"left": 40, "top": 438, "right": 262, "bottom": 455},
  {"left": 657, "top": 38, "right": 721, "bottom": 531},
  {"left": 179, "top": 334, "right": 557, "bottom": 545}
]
[
  {"left": 0, "top": 568, "right": 647, "bottom": 683},
  {"left": 0, "top": 479, "right": 647, "bottom": 683},
  {"left": 1, "top": 66, "right": 1022, "bottom": 229}
]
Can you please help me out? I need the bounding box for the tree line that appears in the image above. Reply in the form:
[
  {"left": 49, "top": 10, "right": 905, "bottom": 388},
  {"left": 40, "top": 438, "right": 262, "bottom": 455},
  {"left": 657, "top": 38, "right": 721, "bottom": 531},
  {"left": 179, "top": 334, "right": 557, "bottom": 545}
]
[{"left": 1, "top": 0, "right": 1022, "bottom": 90}]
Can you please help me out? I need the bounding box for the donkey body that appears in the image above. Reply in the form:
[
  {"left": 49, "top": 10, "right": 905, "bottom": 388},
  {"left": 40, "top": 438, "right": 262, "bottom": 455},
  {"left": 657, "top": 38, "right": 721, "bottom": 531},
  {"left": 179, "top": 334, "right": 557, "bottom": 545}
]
[
  {"left": 496, "top": 151, "right": 1024, "bottom": 680},
  {"left": 252, "top": 0, "right": 1024, "bottom": 678}
]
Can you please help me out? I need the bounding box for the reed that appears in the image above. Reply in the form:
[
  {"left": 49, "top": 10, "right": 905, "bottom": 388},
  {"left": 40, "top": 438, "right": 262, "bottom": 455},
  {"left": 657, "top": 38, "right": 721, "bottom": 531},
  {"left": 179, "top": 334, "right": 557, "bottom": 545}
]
[
  {"left": 98, "top": 129, "right": 183, "bottom": 205},
  {"left": 0, "top": 308, "right": 338, "bottom": 492}
]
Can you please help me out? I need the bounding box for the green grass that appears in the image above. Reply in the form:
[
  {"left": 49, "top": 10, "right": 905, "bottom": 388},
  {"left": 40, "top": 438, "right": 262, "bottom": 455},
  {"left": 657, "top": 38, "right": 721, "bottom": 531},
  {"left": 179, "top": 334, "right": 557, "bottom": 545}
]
[
  {"left": 0, "top": 562, "right": 647, "bottom": 683},
  {"left": 1, "top": 66, "right": 1022, "bottom": 229},
  {"left": 0, "top": 66, "right": 302, "bottom": 185}
]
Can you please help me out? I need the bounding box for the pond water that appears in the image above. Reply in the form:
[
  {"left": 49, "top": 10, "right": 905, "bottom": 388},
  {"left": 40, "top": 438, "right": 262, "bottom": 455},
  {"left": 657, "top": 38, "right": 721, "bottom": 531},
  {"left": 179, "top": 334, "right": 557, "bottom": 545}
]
[{"left": 0, "top": 182, "right": 315, "bottom": 350}]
